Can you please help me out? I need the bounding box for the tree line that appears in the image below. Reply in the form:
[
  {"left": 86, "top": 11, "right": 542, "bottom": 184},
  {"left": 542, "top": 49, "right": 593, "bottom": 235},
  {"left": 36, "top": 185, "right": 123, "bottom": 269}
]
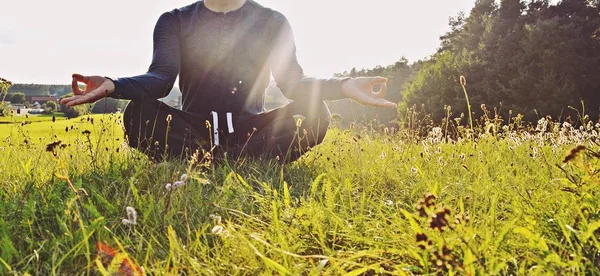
[
  {"left": 6, "top": 84, "right": 71, "bottom": 97},
  {"left": 338, "top": 0, "right": 600, "bottom": 124}
]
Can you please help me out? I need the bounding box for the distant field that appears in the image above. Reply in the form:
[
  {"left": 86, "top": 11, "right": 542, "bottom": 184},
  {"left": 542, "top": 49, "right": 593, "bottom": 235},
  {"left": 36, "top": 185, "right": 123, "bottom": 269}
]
[
  {"left": 0, "top": 113, "right": 124, "bottom": 148},
  {"left": 0, "top": 113, "right": 66, "bottom": 123}
]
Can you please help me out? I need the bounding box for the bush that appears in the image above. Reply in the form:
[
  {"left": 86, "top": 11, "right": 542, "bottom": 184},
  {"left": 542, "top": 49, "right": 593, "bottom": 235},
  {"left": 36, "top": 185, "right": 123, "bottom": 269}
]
[
  {"left": 92, "top": 98, "right": 128, "bottom": 114},
  {"left": 59, "top": 93, "right": 91, "bottom": 118},
  {"left": 45, "top": 101, "right": 57, "bottom": 112}
]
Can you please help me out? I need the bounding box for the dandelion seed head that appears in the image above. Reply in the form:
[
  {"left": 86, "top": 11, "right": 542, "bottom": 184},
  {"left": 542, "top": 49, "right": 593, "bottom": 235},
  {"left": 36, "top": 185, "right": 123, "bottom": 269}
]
[
  {"left": 210, "top": 214, "right": 222, "bottom": 224},
  {"left": 126, "top": 207, "right": 137, "bottom": 222},
  {"left": 211, "top": 225, "right": 223, "bottom": 235},
  {"left": 165, "top": 183, "right": 172, "bottom": 191},
  {"left": 211, "top": 225, "right": 230, "bottom": 237},
  {"left": 172, "top": 180, "right": 185, "bottom": 189},
  {"left": 180, "top": 174, "right": 188, "bottom": 182},
  {"left": 122, "top": 219, "right": 136, "bottom": 225}
]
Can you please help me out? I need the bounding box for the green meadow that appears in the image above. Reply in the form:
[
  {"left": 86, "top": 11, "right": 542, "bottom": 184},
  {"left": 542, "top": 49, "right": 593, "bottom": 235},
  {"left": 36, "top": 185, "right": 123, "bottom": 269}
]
[{"left": 1, "top": 112, "right": 599, "bottom": 275}]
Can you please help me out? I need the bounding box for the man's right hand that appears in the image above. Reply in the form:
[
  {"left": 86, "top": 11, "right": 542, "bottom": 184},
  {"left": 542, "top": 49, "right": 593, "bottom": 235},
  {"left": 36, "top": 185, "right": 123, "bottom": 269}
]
[{"left": 60, "top": 74, "right": 115, "bottom": 107}]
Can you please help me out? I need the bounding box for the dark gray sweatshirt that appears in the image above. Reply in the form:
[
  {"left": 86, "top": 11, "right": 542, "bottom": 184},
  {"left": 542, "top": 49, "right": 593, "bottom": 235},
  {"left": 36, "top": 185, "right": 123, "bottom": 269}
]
[{"left": 111, "top": 0, "right": 348, "bottom": 115}]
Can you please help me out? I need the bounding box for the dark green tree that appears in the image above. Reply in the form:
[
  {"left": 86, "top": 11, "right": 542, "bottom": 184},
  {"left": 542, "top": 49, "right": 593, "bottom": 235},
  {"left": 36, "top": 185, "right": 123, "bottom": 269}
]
[
  {"left": 9, "top": 92, "right": 25, "bottom": 104},
  {"left": 402, "top": 0, "right": 600, "bottom": 122},
  {"left": 45, "top": 101, "right": 57, "bottom": 112}
]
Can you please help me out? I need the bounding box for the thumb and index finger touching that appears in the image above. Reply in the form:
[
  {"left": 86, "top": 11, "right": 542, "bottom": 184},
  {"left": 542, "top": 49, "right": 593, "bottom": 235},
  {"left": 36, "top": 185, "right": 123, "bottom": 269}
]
[
  {"left": 363, "top": 76, "right": 396, "bottom": 108},
  {"left": 63, "top": 73, "right": 100, "bottom": 107},
  {"left": 71, "top": 73, "right": 90, "bottom": 95}
]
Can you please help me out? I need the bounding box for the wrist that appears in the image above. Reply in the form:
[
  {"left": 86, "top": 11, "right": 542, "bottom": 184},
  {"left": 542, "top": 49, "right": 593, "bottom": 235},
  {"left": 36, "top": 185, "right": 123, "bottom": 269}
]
[
  {"left": 341, "top": 78, "right": 354, "bottom": 97},
  {"left": 104, "top": 76, "right": 118, "bottom": 97}
]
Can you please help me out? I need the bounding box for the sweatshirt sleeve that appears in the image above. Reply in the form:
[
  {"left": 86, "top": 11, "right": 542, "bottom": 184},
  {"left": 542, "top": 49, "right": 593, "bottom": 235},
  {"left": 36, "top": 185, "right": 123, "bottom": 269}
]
[
  {"left": 109, "top": 12, "right": 181, "bottom": 101},
  {"left": 268, "top": 13, "right": 349, "bottom": 102}
]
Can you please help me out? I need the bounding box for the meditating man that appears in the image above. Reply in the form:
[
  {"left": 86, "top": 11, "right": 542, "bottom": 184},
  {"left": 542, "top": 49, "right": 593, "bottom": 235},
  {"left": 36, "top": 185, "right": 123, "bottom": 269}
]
[{"left": 61, "top": 0, "right": 397, "bottom": 162}]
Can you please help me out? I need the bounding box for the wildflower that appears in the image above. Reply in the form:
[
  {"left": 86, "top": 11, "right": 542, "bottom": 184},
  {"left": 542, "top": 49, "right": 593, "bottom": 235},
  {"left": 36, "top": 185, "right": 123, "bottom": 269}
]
[
  {"left": 536, "top": 118, "right": 548, "bottom": 132},
  {"left": 292, "top": 114, "right": 306, "bottom": 128},
  {"left": 210, "top": 214, "right": 222, "bottom": 224},
  {"left": 430, "top": 208, "right": 451, "bottom": 232},
  {"left": 485, "top": 123, "right": 496, "bottom": 135},
  {"left": 211, "top": 225, "right": 224, "bottom": 235},
  {"left": 563, "top": 145, "right": 586, "bottom": 163},
  {"left": 384, "top": 200, "right": 394, "bottom": 207},
  {"left": 46, "top": 140, "right": 62, "bottom": 152},
  {"left": 180, "top": 174, "right": 188, "bottom": 182},
  {"left": 210, "top": 214, "right": 230, "bottom": 237},
  {"left": 416, "top": 233, "right": 432, "bottom": 249},
  {"left": 165, "top": 183, "right": 172, "bottom": 191},
  {"left": 122, "top": 207, "right": 137, "bottom": 225},
  {"left": 172, "top": 180, "right": 185, "bottom": 189},
  {"left": 416, "top": 193, "right": 437, "bottom": 217}
]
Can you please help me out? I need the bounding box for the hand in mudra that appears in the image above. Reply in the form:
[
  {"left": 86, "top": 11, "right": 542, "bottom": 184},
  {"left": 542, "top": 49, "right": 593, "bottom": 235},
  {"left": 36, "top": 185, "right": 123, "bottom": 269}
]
[
  {"left": 60, "top": 74, "right": 115, "bottom": 107},
  {"left": 341, "top": 77, "right": 397, "bottom": 108}
]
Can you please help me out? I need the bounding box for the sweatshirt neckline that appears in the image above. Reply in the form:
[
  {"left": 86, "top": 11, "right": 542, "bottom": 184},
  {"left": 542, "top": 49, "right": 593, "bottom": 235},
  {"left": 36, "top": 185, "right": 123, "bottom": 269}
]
[{"left": 201, "top": 0, "right": 250, "bottom": 17}]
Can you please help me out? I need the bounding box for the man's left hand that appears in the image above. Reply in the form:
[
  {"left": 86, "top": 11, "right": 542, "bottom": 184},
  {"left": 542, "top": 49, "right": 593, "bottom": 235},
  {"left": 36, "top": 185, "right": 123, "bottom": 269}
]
[{"left": 341, "top": 77, "right": 397, "bottom": 108}]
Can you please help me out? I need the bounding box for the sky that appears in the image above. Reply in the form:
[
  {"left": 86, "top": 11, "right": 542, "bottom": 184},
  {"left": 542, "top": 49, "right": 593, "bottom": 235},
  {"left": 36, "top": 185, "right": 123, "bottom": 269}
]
[{"left": 0, "top": 0, "right": 475, "bottom": 85}]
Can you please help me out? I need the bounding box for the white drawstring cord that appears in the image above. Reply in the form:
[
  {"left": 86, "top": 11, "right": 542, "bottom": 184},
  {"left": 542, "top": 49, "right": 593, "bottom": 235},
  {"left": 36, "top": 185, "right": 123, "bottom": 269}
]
[
  {"left": 226, "top": 112, "right": 234, "bottom": 134},
  {"left": 211, "top": 111, "right": 235, "bottom": 146},
  {"left": 211, "top": 111, "right": 220, "bottom": 146}
]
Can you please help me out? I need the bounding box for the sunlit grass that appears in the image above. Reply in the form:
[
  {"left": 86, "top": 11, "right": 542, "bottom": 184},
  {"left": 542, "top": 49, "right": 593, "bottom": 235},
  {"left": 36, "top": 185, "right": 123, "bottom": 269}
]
[{"left": 1, "top": 113, "right": 599, "bottom": 275}]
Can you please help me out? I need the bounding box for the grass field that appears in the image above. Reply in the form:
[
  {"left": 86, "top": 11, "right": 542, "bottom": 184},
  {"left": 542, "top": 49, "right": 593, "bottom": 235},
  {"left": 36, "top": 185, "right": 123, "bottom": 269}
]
[{"left": 1, "top": 112, "right": 600, "bottom": 275}]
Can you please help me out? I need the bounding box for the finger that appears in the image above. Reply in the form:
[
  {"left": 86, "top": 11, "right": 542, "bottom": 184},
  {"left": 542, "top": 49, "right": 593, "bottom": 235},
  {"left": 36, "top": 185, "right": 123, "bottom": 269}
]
[
  {"left": 356, "top": 94, "right": 397, "bottom": 108},
  {"left": 368, "top": 98, "right": 397, "bottom": 108},
  {"left": 368, "top": 76, "right": 387, "bottom": 85},
  {"left": 64, "top": 91, "right": 99, "bottom": 107},
  {"left": 60, "top": 96, "right": 78, "bottom": 105},
  {"left": 374, "top": 82, "right": 387, "bottom": 98},
  {"left": 65, "top": 95, "right": 90, "bottom": 107},
  {"left": 72, "top": 74, "right": 91, "bottom": 95},
  {"left": 72, "top": 73, "right": 90, "bottom": 83},
  {"left": 72, "top": 77, "right": 83, "bottom": 95}
]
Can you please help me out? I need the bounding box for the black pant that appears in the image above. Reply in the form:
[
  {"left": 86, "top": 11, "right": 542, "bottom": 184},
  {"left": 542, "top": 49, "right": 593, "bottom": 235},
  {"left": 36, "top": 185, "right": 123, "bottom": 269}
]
[{"left": 122, "top": 99, "right": 330, "bottom": 162}]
